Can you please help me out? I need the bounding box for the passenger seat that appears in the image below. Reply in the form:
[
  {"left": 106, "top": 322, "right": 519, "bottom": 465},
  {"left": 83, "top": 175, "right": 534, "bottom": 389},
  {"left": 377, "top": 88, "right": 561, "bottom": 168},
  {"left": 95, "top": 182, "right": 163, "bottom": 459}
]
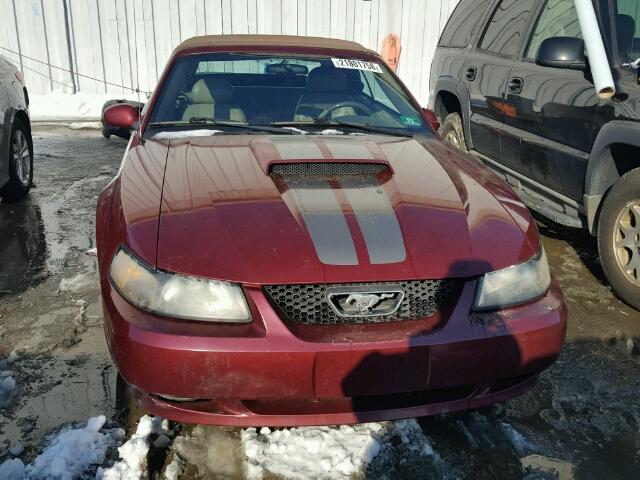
[
  {"left": 182, "top": 78, "right": 247, "bottom": 122},
  {"left": 293, "top": 66, "right": 358, "bottom": 121}
]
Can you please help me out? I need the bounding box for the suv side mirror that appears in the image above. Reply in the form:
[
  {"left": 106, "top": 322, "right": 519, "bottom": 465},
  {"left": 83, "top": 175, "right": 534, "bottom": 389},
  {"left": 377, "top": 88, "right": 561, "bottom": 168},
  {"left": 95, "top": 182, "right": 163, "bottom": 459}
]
[
  {"left": 536, "top": 37, "right": 587, "bottom": 71},
  {"left": 103, "top": 103, "right": 140, "bottom": 130}
]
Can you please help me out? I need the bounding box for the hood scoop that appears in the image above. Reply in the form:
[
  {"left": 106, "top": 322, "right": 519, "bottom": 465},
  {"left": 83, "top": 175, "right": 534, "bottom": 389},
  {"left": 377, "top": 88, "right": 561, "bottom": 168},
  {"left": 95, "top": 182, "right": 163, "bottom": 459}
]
[{"left": 269, "top": 162, "right": 389, "bottom": 176}]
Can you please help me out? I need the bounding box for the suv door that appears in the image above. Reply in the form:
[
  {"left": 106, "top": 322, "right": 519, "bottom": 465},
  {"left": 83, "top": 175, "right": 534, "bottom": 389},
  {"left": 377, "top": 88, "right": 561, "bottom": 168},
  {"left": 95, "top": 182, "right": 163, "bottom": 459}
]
[
  {"left": 464, "top": 0, "right": 538, "bottom": 159},
  {"left": 500, "top": 0, "right": 602, "bottom": 202}
]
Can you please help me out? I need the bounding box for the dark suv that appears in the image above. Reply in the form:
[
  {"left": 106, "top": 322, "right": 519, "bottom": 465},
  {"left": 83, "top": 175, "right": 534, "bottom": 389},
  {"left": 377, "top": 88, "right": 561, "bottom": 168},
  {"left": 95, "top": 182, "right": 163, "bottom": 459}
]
[{"left": 430, "top": 0, "right": 640, "bottom": 310}]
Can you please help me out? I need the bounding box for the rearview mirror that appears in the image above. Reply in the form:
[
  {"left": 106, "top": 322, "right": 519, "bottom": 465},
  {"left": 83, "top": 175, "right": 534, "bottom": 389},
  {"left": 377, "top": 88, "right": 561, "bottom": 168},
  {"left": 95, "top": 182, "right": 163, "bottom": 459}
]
[
  {"left": 103, "top": 103, "right": 140, "bottom": 130},
  {"left": 536, "top": 37, "right": 587, "bottom": 71}
]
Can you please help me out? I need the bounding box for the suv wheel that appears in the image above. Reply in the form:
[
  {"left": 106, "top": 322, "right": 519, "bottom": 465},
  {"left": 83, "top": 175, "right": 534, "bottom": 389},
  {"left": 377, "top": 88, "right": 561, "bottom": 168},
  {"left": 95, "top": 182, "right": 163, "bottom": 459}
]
[
  {"left": 597, "top": 168, "right": 640, "bottom": 310},
  {"left": 440, "top": 112, "right": 469, "bottom": 152},
  {"left": 0, "top": 118, "right": 33, "bottom": 201}
]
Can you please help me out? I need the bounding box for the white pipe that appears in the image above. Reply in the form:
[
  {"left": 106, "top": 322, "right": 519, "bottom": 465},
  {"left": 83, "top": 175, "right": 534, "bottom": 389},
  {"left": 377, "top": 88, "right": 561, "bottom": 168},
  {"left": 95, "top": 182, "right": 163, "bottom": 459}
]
[{"left": 574, "top": 0, "right": 616, "bottom": 99}]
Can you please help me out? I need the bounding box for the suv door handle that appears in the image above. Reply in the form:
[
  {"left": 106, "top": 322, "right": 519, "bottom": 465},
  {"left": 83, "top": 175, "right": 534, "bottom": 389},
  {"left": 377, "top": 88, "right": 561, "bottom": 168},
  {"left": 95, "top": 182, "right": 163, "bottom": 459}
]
[
  {"left": 508, "top": 77, "right": 524, "bottom": 94},
  {"left": 466, "top": 67, "right": 477, "bottom": 81}
]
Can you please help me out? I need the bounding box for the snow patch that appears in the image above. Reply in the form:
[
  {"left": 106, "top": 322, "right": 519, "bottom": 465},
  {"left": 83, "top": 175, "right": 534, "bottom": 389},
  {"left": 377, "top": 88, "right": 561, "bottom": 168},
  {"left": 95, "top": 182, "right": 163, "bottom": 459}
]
[
  {"left": 242, "top": 423, "right": 386, "bottom": 479},
  {"left": 501, "top": 422, "right": 534, "bottom": 455},
  {"left": 242, "top": 419, "right": 442, "bottom": 479},
  {"left": 0, "top": 351, "right": 17, "bottom": 408},
  {"left": 57, "top": 272, "right": 95, "bottom": 294},
  {"left": 69, "top": 122, "right": 102, "bottom": 130},
  {"left": 151, "top": 129, "right": 223, "bottom": 140},
  {"left": 7, "top": 350, "right": 19, "bottom": 364},
  {"left": 0, "top": 458, "right": 25, "bottom": 480},
  {"left": 97, "top": 415, "right": 171, "bottom": 480},
  {"left": 30, "top": 92, "right": 141, "bottom": 122},
  {"left": 9, "top": 444, "right": 24, "bottom": 457},
  {"left": 1, "top": 415, "right": 125, "bottom": 480},
  {"left": 281, "top": 127, "right": 307, "bottom": 135},
  {"left": 320, "top": 129, "right": 344, "bottom": 135},
  {"left": 163, "top": 457, "right": 184, "bottom": 480}
]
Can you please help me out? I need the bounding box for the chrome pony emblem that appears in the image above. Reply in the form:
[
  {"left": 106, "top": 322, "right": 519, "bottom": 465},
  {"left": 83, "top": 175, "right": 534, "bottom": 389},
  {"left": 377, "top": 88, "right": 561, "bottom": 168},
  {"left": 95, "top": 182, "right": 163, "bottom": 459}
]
[{"left": 326, "top": 286, "right": 404, "bottom": 317}]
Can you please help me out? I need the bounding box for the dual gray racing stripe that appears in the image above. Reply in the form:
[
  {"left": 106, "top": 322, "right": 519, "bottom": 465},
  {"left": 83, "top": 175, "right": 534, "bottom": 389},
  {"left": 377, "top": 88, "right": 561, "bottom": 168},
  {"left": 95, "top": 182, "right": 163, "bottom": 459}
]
[
  {"left": 282, "top": 174, "right": 406, "bottom": 266},
  {"left": 285, "top": 175, "right": 359, "bottom": 266},
  {"left": 339, "top": 176, "right": 406, "bottom": 265}
]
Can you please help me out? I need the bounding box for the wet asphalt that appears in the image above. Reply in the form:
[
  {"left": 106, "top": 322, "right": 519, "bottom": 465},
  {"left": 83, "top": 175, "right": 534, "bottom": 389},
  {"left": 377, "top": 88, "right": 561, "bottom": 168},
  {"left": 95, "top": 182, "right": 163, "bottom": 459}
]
[{"left": 0, "top": 126, "right": 639, "bottom": 479}]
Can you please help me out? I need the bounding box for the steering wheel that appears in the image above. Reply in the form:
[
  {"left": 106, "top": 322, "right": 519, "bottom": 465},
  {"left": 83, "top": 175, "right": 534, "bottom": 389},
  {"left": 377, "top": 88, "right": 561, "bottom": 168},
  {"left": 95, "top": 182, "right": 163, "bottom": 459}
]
[{"left": 318, "top": 101, "right": 375, "bottom": 120}]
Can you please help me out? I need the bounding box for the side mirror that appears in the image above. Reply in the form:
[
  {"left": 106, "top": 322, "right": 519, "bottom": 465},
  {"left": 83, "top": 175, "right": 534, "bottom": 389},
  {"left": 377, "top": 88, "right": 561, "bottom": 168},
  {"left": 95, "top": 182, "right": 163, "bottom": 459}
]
[
  {"left": 103, "top": 103, "right": 140, "bottom": 130},
  {"left": 536, "top": 37, "right": 587, "bottom": 71},
  {"left": 422, "top": 108, "right": 440, "bottom": 133}
]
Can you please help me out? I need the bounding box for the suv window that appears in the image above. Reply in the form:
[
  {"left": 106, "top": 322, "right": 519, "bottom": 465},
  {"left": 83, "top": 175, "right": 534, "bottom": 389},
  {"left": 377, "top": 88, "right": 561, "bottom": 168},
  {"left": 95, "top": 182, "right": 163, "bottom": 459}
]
[
  {"left": 479, "top": 0, "right": 538, "bottom": 56},
  {"left": 614, "top": 0, "right": 640, "bottom": 63},
  {"left": 439, "top": 0, "right": 492, "bottom": 48},
  {"left": 526, "top": 0, "right": 582, "bottom": 60}
]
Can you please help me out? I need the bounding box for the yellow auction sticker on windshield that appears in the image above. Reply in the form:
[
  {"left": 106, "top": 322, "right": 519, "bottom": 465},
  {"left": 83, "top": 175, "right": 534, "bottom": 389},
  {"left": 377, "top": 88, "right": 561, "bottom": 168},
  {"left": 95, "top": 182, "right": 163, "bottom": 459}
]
[{"left": 331, "top": 58, "right": 383, "bottom": 73}]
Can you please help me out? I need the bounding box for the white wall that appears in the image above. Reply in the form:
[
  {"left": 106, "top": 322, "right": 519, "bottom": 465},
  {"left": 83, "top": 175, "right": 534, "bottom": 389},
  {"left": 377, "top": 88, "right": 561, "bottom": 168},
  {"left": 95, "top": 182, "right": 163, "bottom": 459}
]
[{"left": 0, "top": 0, "right": 458, "bottom": 104}]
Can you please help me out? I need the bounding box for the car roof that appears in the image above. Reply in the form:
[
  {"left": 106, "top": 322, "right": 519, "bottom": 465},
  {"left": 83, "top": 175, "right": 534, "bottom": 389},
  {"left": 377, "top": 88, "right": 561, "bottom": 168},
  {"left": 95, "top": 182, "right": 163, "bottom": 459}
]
[{"left": 173, "top": 34, "right": 377, "bottom": 56}]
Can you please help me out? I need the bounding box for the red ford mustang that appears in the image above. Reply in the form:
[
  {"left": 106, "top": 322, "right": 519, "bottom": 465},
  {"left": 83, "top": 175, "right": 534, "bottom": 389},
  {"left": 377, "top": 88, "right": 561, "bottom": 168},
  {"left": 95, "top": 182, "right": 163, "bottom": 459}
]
[{"left": 97, "top": 35, "right": 567, "bottom": 427}]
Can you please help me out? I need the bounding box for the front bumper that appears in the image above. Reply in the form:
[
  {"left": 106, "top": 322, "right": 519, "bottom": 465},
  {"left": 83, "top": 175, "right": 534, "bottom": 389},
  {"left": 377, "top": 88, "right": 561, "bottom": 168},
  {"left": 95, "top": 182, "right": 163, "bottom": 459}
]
[{"left": 102, "top": 279, "right": 567, "bottom": 427}]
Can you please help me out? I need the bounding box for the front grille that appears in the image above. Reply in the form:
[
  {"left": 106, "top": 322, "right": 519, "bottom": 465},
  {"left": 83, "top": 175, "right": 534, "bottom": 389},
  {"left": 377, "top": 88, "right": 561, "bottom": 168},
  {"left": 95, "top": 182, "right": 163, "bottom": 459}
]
[
  {"left": 270, "top": 162, "right": 388, "bottom": 175},
  {"left": 264, "top": 280, "right": 459, "bottom": 325}
]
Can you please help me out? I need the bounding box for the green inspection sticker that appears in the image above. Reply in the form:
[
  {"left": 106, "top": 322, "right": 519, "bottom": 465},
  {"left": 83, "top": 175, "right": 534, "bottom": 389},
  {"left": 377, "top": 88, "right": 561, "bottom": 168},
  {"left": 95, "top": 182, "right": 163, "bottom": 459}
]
[{"left": 400, "top": 115, "right": 422, "bottom": 127}]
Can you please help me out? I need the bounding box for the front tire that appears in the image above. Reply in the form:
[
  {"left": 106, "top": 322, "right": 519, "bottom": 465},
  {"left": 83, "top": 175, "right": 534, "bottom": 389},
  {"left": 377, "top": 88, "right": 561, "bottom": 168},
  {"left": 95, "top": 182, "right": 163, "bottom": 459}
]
[
  {"left": 0, "top": 118, "right": 33, "bottom": 201},
  {"left": 440, "top": 112, "right": 469, "bottom": 152},
  {"left": 597, "top": 168, "right": 640, "bottom": 310}
]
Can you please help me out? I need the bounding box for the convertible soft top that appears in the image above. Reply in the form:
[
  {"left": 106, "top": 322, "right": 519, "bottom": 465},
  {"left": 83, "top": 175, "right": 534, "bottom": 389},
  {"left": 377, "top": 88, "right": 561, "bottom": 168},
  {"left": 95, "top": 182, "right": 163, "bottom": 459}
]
[{"left": 173, "top": 34, "right": 376, "bottom": 56}]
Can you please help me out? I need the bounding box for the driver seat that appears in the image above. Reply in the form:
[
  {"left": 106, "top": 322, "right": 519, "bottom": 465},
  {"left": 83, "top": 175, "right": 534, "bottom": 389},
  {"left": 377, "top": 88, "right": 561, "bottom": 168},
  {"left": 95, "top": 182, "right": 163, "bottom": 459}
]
[
  {"left": 293, "top": 66, "right": 358, "bottom": 121},
  {"left": 182, "top": 78, "right": 247, "bottom": 122}
]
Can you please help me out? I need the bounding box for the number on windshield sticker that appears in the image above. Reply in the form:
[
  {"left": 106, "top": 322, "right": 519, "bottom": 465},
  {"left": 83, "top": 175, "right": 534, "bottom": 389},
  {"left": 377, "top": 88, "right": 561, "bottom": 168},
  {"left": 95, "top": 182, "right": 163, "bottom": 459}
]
[{"left": 331, "top": 58, "right": 383, "bottom": 73}]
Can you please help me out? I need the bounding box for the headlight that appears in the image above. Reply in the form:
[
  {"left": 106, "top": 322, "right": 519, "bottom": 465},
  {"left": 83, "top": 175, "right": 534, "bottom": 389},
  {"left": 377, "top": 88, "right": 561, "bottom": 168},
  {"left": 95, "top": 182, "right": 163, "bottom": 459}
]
[
  {"left": 109, "top": 248, "right": 251, "bottom": 323},
  {"left": 473, "top": 249, "right": 551, "bottom": 311}
]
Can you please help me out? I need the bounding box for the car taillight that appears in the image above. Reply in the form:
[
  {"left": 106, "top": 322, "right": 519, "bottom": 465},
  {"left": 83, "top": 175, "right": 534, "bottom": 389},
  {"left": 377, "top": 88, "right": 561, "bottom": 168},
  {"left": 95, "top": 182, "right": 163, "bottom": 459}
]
[{"left": 15, "top": 72, "right": 24, "bottom": 85}]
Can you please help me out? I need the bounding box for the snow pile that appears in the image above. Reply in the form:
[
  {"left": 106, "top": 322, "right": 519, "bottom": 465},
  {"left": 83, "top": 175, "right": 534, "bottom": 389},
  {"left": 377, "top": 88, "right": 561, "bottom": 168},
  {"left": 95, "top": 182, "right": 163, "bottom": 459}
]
[
  {"left": 242, "top": 422, "right": 384, "bottom": 479},
  {"left": 0, "top": 416, "right": 124, "bottom": 480},
  {"left": 163, "top": 457, "right": 184, "bottom": 480},
  {"left": 30, "top": 92, "right": 141, "bottom": 122},
  {"left": 151, "top": 129, "right": 223, "bottom": 140},
  {"left": 501, "top": 422, "right": 535, "bottom": 455},
  {"left": 0, "top": 351, "right": 19, "bottom": 408},
  {"left": 0, "top": 459, "right": 25, "bottom": 479},
  {"left": 0, "top": 375, "right": 17, "bottom": 408},
  {"left": 242, "top": 419, "right": 441, "bottom": 479},
  {"left": 97, "top": 415, "right": 171, "bottom": 480}
]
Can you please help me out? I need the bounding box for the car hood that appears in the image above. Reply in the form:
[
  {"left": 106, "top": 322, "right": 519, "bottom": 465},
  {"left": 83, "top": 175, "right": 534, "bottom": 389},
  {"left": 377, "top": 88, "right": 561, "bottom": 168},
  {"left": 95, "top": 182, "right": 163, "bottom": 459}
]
[{"left": 124, "top": 134, "right": 539, "bottom": 284}]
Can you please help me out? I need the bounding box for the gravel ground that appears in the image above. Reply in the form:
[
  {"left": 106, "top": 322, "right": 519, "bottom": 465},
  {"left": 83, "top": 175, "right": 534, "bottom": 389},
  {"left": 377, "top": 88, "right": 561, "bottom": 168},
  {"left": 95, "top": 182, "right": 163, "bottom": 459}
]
[{"left": 0, "top": 126, "right": 638, "bottom": 479}]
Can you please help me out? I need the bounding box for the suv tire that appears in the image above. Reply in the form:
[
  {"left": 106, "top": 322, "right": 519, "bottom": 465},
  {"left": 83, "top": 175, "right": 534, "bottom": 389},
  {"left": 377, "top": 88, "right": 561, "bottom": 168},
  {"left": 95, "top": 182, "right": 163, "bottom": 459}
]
[
  {"left": 597, "top": 168, "right": 640, "bottom": 310},
  {"left": 440, "top": 112, "right": 469, "bottom": 152},
  {"left": 0, "top": 118, "right": 33, "bottom": 201}
]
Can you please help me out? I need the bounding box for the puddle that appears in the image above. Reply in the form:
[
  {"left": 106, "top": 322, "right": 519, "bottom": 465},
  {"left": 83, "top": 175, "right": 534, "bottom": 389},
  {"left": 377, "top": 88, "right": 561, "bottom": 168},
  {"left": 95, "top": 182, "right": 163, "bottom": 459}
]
[
  {"left": 0, "top": 354, "right": 117, "bottom": 452},
  {"left": 575, "top": 432, "right": 640, "bottom": 480},
  {"left": 0, "top": 199, "right": 48, "bottom": 296}
]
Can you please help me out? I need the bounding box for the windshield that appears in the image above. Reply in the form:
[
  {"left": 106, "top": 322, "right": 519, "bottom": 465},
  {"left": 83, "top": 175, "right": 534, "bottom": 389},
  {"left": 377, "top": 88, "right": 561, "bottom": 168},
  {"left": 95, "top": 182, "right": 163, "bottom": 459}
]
[
  {"left": 147, "top": 53, "right": 430, "bottom": 136},
  {"left": 613, "top": 0, "right": 640, "bottom": 65}
]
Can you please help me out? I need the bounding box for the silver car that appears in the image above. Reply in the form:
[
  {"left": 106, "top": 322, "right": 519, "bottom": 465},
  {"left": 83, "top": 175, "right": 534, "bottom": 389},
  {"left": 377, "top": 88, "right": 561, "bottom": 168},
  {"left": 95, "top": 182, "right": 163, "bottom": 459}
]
[{"left": 0, "top": 55, "right": 32, "bottom": 201}]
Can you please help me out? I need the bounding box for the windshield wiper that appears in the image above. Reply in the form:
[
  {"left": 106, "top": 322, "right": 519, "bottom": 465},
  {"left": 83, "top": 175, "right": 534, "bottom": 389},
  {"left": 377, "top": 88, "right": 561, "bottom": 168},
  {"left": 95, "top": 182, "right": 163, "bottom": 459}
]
[
  {"left": 271, "top": 119, "right": 414, "bottom": 138},
  {"left": 147, "top": 118, "right": 302, "bottom": 135}
]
